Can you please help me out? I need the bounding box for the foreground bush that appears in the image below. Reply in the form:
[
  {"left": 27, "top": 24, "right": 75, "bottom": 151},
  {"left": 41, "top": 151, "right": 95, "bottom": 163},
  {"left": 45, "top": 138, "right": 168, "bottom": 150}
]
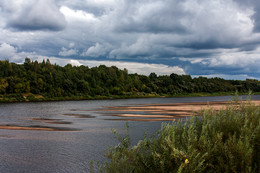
[{"left": 101, "top": 100, "right": 260, "bottom": 173}]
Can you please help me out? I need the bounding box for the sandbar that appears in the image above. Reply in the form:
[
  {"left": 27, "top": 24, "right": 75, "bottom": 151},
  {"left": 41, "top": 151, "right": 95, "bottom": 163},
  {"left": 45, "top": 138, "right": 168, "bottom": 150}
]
[{"left": 97, "top": 100, "right": 260, "bottom": 121}]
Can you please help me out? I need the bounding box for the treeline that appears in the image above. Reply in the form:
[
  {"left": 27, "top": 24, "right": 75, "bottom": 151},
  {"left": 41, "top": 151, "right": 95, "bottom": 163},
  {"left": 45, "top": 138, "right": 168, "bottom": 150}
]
[{"left": 0, "top": 58, "right": 259, "bottom": 101}]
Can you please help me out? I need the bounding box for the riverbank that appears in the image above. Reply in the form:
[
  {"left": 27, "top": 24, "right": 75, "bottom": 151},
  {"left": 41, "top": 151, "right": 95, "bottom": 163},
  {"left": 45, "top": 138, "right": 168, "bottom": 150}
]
[{"left": 1, "top": 91, "right": 259, "bottom": 103}]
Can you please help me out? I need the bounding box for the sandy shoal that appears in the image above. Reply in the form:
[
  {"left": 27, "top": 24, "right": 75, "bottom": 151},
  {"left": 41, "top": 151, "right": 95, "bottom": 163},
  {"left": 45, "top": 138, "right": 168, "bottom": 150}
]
[{"left": 99, "top": 100, "right": 260, "bottom": 121}]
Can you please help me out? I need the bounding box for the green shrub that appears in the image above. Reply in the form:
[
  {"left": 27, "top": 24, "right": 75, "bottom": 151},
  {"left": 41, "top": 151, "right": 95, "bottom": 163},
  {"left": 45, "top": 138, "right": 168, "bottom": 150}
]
[{"left": 100, "top": 100, "right": 260, "bottom": 173}]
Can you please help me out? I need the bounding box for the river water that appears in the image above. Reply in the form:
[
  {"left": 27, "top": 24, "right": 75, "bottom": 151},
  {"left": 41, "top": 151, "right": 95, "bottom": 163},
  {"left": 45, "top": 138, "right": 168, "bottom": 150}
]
[{"left": 0, "top": 95, "right": 259, "bottom": 173}]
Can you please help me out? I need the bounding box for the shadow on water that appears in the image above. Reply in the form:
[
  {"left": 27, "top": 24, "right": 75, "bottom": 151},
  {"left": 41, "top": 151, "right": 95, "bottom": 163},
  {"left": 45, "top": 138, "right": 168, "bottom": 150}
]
[{"left": 61, "top": 114, "right": 96, "bottom": 118}]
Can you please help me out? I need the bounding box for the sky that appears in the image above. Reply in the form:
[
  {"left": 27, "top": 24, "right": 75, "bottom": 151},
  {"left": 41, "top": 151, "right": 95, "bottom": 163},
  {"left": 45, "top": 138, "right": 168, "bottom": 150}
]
[{"left": 0, "top": 0, "right": 260, "bottom": 80}]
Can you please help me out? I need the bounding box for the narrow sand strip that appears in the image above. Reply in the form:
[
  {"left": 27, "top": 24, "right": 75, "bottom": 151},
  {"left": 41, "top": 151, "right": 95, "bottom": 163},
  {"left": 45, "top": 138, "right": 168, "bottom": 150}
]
[
  {"left": 0, "top": 125, "right": 77, "bottom": 131},
  {"left": 105, "top": 118, "right": 179, "bottom": 122},
  {"left": 109, "top": 114, "right": 176, "bottom": 118}
]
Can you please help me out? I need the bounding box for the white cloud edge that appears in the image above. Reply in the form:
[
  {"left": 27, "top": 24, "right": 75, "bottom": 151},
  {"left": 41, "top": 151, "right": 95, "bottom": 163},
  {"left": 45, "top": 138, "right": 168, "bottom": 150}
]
[{"left": 44, "top": 57, "right": 186, "bottom": 76}]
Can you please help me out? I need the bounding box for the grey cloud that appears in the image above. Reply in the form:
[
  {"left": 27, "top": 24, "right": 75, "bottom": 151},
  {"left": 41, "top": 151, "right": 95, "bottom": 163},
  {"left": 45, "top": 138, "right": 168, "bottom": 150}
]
[
  {"left": 4, "top": 0, "right": 66, "bottom": 31},
  {"left": 106, "top": 0, "right": 256, "bottom": 51},
  {"left": 109, "top": 37, "right": 154, "bottom": 58},
  {"left": 59, "top": 47, "right": 78, "bottom": 56},
  {"left": 252, "top": 3, "right": 260, "bottom": 32},
  {"left": 113, "top": 0, "right": 188, "bottom": 34},
  {"left": 81, "top": 43, "right": 110, "bottom": 58},
  {"left": 179, "top": 49, "right": 260, "bottom": 78}
]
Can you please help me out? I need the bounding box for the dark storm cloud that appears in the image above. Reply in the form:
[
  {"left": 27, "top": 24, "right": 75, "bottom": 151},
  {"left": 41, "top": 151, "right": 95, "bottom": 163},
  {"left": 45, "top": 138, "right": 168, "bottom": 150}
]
[
  {"left": 252, "top": 3, "right": 260, "bottom": 32},
  {"left": 0, "top": 0, "right": 260, "bottom": 80},
  {"left": 4, "top": 0, "right": 66, "bottom": 31},
  {"left": 233, "top": 0, "right": 260, "bottom": 32}
]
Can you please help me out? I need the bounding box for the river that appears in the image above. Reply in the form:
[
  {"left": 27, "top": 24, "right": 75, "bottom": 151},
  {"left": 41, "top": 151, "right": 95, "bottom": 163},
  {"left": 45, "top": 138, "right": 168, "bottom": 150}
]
[{"left": 0, "top": 95, "right": 259, "bottom": 173}]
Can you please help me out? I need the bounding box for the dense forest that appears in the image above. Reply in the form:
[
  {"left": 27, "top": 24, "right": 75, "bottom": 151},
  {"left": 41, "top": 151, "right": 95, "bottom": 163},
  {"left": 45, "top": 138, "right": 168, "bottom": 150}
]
[{"left": 0, "top": 58, "right": 259, "bottom": 102}]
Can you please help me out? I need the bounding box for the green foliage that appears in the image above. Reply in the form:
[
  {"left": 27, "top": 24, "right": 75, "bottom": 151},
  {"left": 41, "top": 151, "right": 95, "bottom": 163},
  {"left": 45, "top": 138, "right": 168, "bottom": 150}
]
[
  {"left": 0, "top": 78, "right": 8, "bottom": 94},
  {"left": 101, "top": 101, "right": 260, "bottom": 173},
  {"left": 0, "top": 58, "right": 259, "bottom": 102}
]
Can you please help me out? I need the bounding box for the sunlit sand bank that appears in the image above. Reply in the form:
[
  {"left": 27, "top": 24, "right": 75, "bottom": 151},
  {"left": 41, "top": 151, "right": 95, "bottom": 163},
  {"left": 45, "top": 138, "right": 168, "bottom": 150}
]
[{"left": 99, "top": 100, "right": 260, "bottom": 121}]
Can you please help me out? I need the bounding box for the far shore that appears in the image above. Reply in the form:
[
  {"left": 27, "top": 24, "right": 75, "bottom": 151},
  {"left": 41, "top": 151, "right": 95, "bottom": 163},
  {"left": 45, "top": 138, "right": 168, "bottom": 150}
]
[{"left": 1, "top": 92, "right": 260, "bottom": 103}]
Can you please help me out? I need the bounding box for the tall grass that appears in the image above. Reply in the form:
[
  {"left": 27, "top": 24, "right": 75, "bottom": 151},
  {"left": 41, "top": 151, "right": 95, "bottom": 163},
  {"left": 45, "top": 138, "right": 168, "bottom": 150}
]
[{"left": 100, "top": 99, "right": 260, "bottom": 173}]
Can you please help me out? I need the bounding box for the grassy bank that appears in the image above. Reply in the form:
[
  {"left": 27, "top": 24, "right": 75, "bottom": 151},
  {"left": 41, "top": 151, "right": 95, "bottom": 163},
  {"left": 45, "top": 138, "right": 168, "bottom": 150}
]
[{"left": 100, "top": 100, "right": 260, "bottom": 173}]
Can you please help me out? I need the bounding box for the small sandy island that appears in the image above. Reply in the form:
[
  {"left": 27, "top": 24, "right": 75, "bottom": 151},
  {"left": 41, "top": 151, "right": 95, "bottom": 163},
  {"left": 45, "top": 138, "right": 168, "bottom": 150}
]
[
  {"left": 98, "top": 100, "right": 260, "bottom": 121},
  {"left": 0, "top": 124, "right": 77, "bottom": 131}
]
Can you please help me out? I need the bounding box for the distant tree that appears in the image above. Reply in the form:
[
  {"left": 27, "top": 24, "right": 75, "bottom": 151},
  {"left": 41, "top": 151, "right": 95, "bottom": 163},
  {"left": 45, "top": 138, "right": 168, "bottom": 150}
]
[{"left": 0, "top": 58, "right": 259, "bottom": 100}]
